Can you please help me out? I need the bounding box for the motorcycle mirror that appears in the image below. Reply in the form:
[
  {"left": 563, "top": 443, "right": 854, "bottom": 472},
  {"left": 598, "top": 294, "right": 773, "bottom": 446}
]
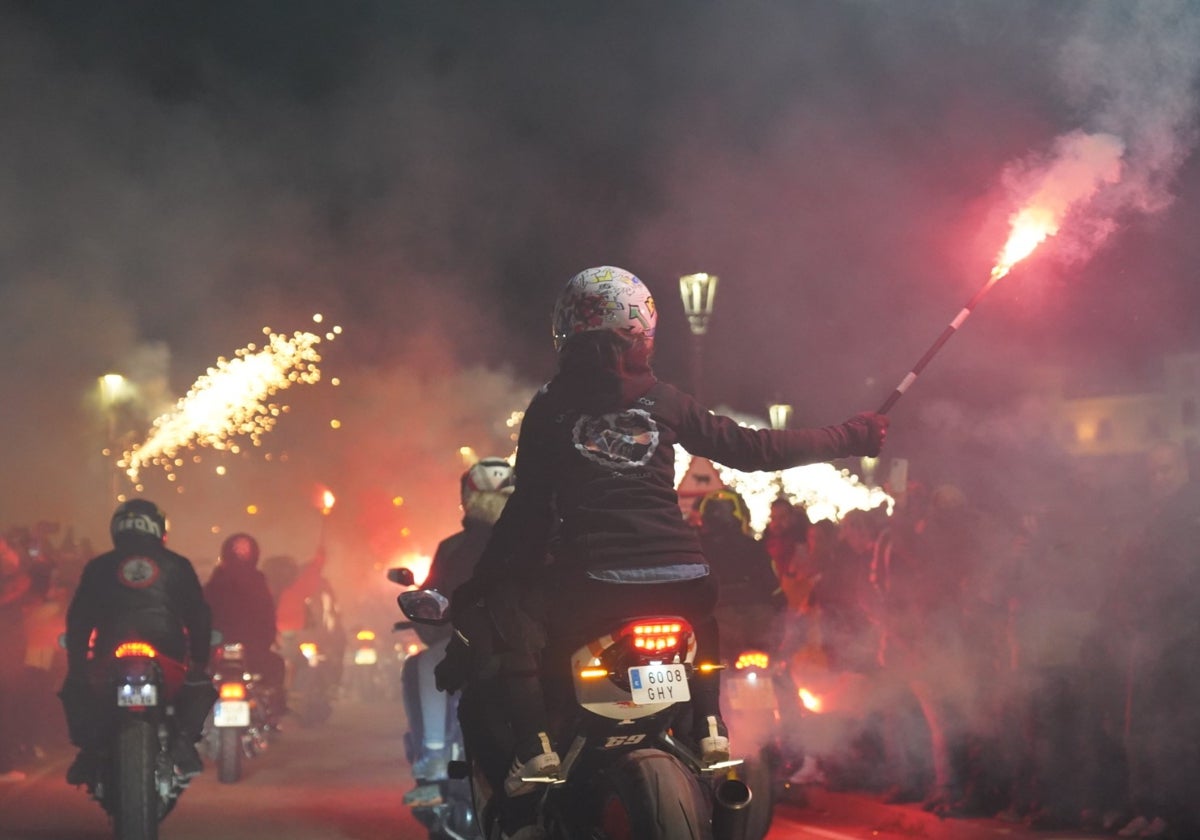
[
  {"left": 397, "top": 589, "right": 450, "bottom": 624},
  {"left": 387, "top": 567, "right": 416, "bottom": 587},
  {"left": 210, "top": 629, "right": 224, "bottom": 645}
]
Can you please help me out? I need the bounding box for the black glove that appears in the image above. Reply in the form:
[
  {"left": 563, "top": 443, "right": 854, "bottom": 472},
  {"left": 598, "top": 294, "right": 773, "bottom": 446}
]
[{"left": 841, "top": 412, "right": 889, "bottom": 457}]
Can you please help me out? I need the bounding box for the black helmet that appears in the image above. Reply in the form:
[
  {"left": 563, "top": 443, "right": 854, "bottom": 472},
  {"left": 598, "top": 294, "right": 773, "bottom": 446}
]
[
  {"left": 110, "top": 499, "right": 168, "bottom": 547},
  {"left": 220, "top": 532, "right": 261, "bottom": 569}
]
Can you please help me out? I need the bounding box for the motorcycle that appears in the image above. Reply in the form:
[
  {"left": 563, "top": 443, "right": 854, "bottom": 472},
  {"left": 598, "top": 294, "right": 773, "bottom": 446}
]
[
  {"left": 388, "top": 567, "right": 480, "bottom": 840},
  {"left": 84, "top": 639, "right": 195, "bottom": 840},
  {"left": 205, "top": 642, "right": 271, "bottom": 784},
  {"left": 720, "top": 647, "right": 813, "bottom": 840},
  {"left": 290, "top": 635, "right": 335, "bottom": 726},
  {"left": 348, "top": 628, "right": 385, "bottom": 702},
  {"left": 397, "top": 584, "right": 755, "bottom": 840}
]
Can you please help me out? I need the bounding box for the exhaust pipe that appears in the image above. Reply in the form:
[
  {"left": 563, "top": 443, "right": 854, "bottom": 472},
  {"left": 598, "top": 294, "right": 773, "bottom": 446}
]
[{"left": 712, "top": 777, "right": 752, "bottom": 840}]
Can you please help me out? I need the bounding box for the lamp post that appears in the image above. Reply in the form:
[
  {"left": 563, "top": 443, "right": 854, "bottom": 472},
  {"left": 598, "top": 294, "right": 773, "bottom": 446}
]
[
  {"left": 768, "top": 403, "right": 793, "bottom": 432},
  {"left": 679, "top": 272, "right": 719, "bottom": 403},
  {"left": 768, "top": 403, "right": 793, "bottom": 495},
  {"left": 98, "top": 374, "right": 129, "bottom": 501}
]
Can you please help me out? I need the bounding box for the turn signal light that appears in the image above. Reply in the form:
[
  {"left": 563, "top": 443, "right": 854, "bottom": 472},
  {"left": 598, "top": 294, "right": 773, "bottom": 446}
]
[
  {"left": 579, "top": 668, "right": 610, "bottom": 680},
  {"left": 219, "top": 682, "right": 246, "bottom": 701},
  {"left": 356, "top": 629, "right": 376, "bottom": 642},
  {"left": 114, "top": 642, "right": 157, "bottom": 659}
]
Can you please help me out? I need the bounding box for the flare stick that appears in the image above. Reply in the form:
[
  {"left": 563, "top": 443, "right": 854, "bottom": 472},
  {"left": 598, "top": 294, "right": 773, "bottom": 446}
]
[{"left": 877, "top": 273, "right": 1005, "bottom": 415}]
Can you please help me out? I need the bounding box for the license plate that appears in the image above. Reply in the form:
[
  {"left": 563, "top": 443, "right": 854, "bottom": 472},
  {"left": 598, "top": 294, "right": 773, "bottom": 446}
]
[
  {"left": 117, "top": 683, "right": 157, "bottom": 707},
  {"left": 354, "top": 648, "right": 378, "bottom": 665},
  {"left": 214, "top": 700, "right": 251, "bottom": 727},
  {"left": 627, "top": 663, "right": 690, "bottom": 705}
]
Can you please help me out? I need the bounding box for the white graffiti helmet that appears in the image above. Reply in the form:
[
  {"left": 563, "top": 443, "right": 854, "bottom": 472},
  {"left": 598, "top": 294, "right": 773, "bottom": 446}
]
[
  {"left": 461, "top": 457, "right": 516, "bottom": 498},
  {"left": 551, "top": 266, "right": 658, "bottom": 352},
  {"left": 461, "top": 457, "right": 515, "bottom": 525}
]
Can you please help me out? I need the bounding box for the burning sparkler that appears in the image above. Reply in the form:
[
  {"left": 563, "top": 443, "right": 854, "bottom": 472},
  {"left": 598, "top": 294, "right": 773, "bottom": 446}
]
[
  {"left": 121, "top": 319, "right": 340, "bottom": 485},
  {"left": 675, "top": 446, "right": 892, "bottom": 533},
  {"left": 877, "top": 131, "right": 1124, "bottom": 414}
]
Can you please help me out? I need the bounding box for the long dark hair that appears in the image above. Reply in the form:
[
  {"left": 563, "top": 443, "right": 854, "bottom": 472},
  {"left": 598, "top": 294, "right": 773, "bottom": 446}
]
[{"left": 554, "top": 330, "right": 653, "bottom": 411}]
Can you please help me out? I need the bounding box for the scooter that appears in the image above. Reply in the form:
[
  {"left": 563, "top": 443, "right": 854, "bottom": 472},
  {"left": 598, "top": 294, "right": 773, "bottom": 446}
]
[
  {"left": 398, "top": 582, "right": 755, "bottom": 840},
  {"left": 389, "top": 567, "right": 480, "bottom": 840}
]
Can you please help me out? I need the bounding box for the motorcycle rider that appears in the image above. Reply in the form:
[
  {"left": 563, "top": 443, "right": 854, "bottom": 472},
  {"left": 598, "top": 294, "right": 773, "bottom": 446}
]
[
  {"left": 204, "top": 532, "right": 287, "bottom": 723},
  {"left": 402, "top": 457, "right": 515, "bottom": 802},
  {"left": 450, "top": 265, "right": 890, "bottom": 815},
  {"left": 59, "top": 499, "right": 217, "bottom": 784}
]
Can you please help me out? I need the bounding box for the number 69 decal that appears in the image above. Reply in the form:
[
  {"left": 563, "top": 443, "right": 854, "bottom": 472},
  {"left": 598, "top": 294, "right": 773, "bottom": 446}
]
[{"left": 603, "top": 734, "right": 647, "bottom": 748}]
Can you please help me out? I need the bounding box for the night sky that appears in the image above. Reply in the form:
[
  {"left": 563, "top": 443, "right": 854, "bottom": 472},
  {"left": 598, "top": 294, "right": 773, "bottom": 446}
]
[{"left": 2, "top": 1, "right": 1198, "bottom": 600}]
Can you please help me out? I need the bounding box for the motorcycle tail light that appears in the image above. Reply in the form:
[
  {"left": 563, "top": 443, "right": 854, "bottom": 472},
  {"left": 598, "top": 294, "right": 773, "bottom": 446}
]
[
  {"left": 220, "top": 682, "right": 247, "bottom": 701},
  {"left": 617, "top": 619, "right": 690, "bottom": 655},
  {"left": 735, "top": 650, "right": 770, "bottom": 670},
  {"left": 114, "top": 642, "right": 157, "bottom": 659}
]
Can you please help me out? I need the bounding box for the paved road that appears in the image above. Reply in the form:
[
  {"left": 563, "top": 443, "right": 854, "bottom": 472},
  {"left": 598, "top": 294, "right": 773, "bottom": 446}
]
[
  {"left": 0, "top": 698, "right": 424, "bottom": 840},
  {"left": 0, "top": 698, "right": 1112, "bottom": 840}
]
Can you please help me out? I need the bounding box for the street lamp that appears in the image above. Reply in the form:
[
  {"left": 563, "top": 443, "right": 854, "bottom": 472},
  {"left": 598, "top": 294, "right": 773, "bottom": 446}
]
[
  {"left": 98, "top": 374, "right": 130, "bottom": 500},
  {"left": 679, "top": 273, "right": 719, "bottom": 402},
  {"left": 768, "top": 403, "right": 793, "bottom": 495},
  {"left": 768, "top": 403, "right": 793, "bottom": 431}
]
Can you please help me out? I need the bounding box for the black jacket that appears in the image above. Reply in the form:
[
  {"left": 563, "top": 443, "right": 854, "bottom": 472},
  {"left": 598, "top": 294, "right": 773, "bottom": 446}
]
[
  {"left": 65, "top": 540, "right": 212, "bottom": 673},
  {"left": 478, "top": 376, "right": 863, "bottom": 580},
  {"left": 204, "top": 564, "right": 277, "bottom": 654}
]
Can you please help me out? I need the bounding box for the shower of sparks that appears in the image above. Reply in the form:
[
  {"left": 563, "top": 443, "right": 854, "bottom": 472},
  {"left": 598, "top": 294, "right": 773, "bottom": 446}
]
[
  {"left": 122, "top": 322, "right": 339, "bottom": 484},
  {"left": 675, "top": 446, "right": 893, "bottom": 534}
]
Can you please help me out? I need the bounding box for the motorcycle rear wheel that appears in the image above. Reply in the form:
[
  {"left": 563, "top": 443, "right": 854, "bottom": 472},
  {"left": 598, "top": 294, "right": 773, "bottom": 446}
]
[
  {"left": 596, "top": 750, "right": 712, "bottom": 840},
  {"left": 114, "top": 717, "right": 159, "bottom": 840},
  {"left": 216, "top": 727, "right": 243, "bottom": 784}
]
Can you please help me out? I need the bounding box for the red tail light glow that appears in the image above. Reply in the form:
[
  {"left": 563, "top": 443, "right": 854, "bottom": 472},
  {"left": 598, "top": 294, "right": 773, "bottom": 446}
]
[
  {"left": 618, "top": 619, "right": 688, "bottom": 654},
  {"left": 114, "top": 642, "right": 157, "bottom": 659},
  {"left": 219, "top": 682, "right": 247, "bottom": 701}
]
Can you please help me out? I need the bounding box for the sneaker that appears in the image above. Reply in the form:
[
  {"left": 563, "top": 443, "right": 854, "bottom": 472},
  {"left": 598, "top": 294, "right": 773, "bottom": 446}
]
[
  {"left": 402, "top": 783, "right": 444, "bottom": 807},
  {"left": 697, "top": 714, "right": 730, "bottom": 767},
  {"left": 1118, "top": 816, "right": 1150, "bottom": 838},
  {"left": 0, "top": 770, "right": 27, "bottom": 783},
  {"left": 170, "top": 739, "right": 204, "bottom": 778},
  {"left": 505, "top": 733, "right": 560, "bottom": 798},
  {"left": 66, "top": 750, "right": 97, "bottom": 786},
  {"left": 1139, "top": 817, "right": 1169, "bottom": 838}
]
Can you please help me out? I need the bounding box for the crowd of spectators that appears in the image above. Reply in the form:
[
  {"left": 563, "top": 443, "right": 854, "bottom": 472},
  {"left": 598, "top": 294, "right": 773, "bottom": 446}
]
[
  {"left": 0, "top": 523, "right": 94, "bottom": 782},
  {"left": 735, "top": 440, "right": 1200, "bottom": 839}
]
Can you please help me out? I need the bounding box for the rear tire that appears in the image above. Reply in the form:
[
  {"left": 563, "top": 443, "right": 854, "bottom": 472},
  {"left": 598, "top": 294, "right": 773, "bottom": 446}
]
[
  {"left": 114, "top": 717, "right": 159, "bottom": 840},
  {"left": 216, "top": 727, "right": 243, "bottom": 784},
  {"left": 596, "top": 750, "right": 712, "bottom": 840}
]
